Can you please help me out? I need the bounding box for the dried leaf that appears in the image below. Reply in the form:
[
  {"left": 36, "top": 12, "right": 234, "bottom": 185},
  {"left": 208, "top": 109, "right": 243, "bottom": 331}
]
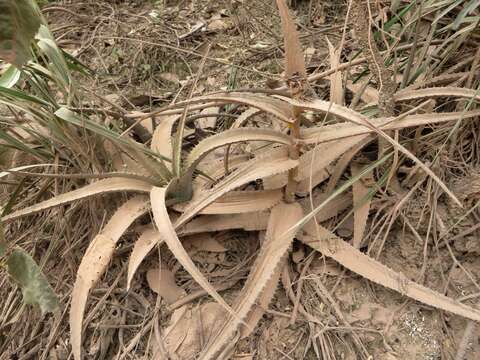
[
  {"left": 199, "top": 202, "right": 303, "bottom": 359},
  {"left": 176, "top": 155, "right": 298, "bottom": 228},
  {"left": 151, "top": 115, "right": 180, "bottom": 170},
  {"left": 70, "top": 196, "right": 149, "bottom": 360},
  {"left": 146, "top": 266, "right": 185, "bottom": 304},
  {"left": 178, "top": 212, "right": 269, "bottom": 236},
  {"left": 300, "top": 107, "right": 480, "bottom": 144},
  {"left": 150, "top": 187, "right": 236, "bottom": 317},
  {"left": 127, "top": 226, "right": 163, "bottom": 290},
  {"left": 240, "top": 258, "right": 284, "bottom": 338},
  {"left": 300, "top": 225, "right": 480, "bottom": 322},
  {"left": 326, "top": 37, "right": 344, "bottom": 105},
  {"left": 169, "top": 93, "right": 294, "bottom": 124},
  {"left": 351, "top": 162, "right": 374, "bottom": 248},
  {"left": 276, "top": 0, "right": 306, "bottom": 78},
  {"left": 186, "top": 128, "right": 292, "bottom": 170},
  {"left": 3, "top": 178, "right": 152, "bottom": 223},
  {"left": 394, "top": 87, "right": 480, "bottom": 103},
  {"left": 173, "top": 189, "right": 283, "bottom": 215}
]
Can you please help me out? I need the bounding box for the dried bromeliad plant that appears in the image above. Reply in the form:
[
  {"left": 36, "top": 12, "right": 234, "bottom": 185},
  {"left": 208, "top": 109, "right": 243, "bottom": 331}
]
[{"left": 2, "top": 1, "right": 480, "bottom": 359}]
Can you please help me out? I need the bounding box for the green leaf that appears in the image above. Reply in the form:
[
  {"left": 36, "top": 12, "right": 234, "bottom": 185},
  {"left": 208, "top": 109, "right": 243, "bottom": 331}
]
[
  {"left": 7, "top": 249, "right": 59, "bottom": 314},
  {"left": 0, "top": 64, "right": 21, "bottom": 88},
  {"left": 0, "top": 0, "right": 42, "bottom": 67}
]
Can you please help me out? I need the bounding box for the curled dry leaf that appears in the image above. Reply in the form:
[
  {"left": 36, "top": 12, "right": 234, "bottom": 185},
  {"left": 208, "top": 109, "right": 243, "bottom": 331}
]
[
  {"left": 3, "top": 178, "right": 152, "bottom": 223},
  {"left": 146, "top": 266, "right": 186, "bottom": 304},
  {"left": 150, "top": 186, "right": 236, "bottom": 318},
  {"left": 70, "top": 195, "right": 150, "bottom": 360},
  {"left": 199, "top": 202, "right": 303, "bottom": 359},
  {"left": 300, "top": 224, "right": 480, "bottom": 322},
  {"left": 127, "top": 226, "right": 163, "bottom": 290},
  {"left": 169, "top": 93, "right": 294, "bottom": 124}
]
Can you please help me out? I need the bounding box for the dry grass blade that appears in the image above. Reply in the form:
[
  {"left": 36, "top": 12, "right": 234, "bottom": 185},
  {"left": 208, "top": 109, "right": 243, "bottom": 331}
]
[
  {"left": 394, "top": 87, "right": 480, "bottom": 102},
  {"left": 70, "top": 195, "right": 150, "bottom": 360},
  {"left": 173, "top": 189, "right": 283, "bottom": 215},
  {"left": 186, "top": 128, "right": 292, "bottom": 170},
  {"left": 127, "top": 226, "right": 163, "bottom": 290},
  {"left": 351, "top": 162, "right": 374, "bottom": 248},
  {"left": 300, "top": 225, "right": 480, "bottom": 322},
  {"left": 199, "top": 202, "right": 303, "bottom": 359},
  {"left": 2, "top": 178, "right": 152, "bottom": 223},
  {"left": 276, "top": 0, "right": 306, "bottom": 78},
  {"left": 165, "top": 93, "right": 294, "bottom": 124},
  {"left": 150, "top": 186, "right": 236, "bottom": 318},
  {"left": 176, "top": 155, "right": 298, "bottom": 228}
]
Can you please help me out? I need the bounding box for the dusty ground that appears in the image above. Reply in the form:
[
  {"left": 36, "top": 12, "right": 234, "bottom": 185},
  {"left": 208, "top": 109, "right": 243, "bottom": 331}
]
[{"left": 0, "top": 0, "right": 479, "bottom": 359}]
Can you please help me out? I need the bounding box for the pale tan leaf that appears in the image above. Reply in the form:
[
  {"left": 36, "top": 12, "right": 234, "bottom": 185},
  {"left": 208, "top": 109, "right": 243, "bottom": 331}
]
[
  {"left": 127, "top": 226, "right": 163, "bottom": 290},
  {"left": 186, "top": 128, "right": 292, "bottom": 171},
  {"left": 292, "top": 99, "right": 473, "bottom": 206},
  {"left": 327, "top": 37, "right": 344, "bottom": 105},
  {"left": 3, "top": 178, "right": 152, "bottom": 223},
  {"left": 70, "top": 196, "right": 149, "bottom": 360},
  {"left": 240, "top": 258, "right": 284, "bottom": 339},
  {"left": 173, "top": 189, "right": 283, "bottom": 215},
  {"left": 146, "top": 266, "right": 186, "bottom": 304},
  {"left": 300, "top": 225, "right": 480, "bottom": 322},
  {"left": 351, "top": 162, "right": 374, "bottom": 248},
  {"left": 178, "top": 212, "right": 269, "bottom": 236},
  {"left": 300, "top": 107, "right": 480, "bottom": 144},
  {"left": 394, "top": 87, "right": 480, "bottom": 102},
  {"left": 199, "top": 202, "right": 303, "bottom": 359},
  {"left": 176, "top": 155, "right": 298, "bottom": 229},
  {"left": 151, "top": 115, "right": 180, "bottom": 169},
  {"left": 276, "top": 0, "right": 306, "bottom": 78},
  {"left": 150, "top": 187, "right": 235, "bottom": 317}
]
